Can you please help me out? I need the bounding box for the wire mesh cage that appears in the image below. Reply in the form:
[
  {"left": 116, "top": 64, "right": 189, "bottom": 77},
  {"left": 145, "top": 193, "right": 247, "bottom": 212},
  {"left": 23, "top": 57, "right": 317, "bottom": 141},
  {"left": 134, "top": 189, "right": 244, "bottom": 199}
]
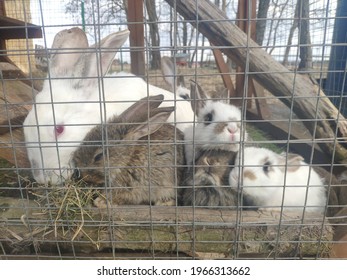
[{"left": 0, "top": 0, "right": 346, "bottom": 260}]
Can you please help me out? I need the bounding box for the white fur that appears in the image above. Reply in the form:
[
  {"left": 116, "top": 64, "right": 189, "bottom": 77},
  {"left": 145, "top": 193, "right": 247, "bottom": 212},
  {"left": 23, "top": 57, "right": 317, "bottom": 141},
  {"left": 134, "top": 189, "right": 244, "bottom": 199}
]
[
  {"left": 229, "top": 147, "right": 327, "bottom": 213},
  {"left": 176, "top": 86, "right": 190, "bottom": 100},
  {"left": 23, "top": 29, "right": 194, "bottom": 185},
  {"left": 184, "top": 101, "right": 247, "bottom": 165}
]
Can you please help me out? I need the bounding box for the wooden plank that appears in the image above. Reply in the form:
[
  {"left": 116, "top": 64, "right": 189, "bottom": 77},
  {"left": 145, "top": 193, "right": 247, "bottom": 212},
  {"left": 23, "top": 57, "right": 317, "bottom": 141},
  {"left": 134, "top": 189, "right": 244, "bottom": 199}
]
[
  {"left": 0, "top": 128, "right": 29, "bottom": 167},
  {"left": 0, "top": 61, "right": 39, "bottom": 89},
  {"left": 0, "top": 197, "right": 333, "bottom": 258},
  {"left": 0, "top": 15, "right": 42, "bottom": 39},
  {"left": 0, "top": 67, "right": 34, "bottom": 166},
  {"left": 0, "top": 72, "right": 35, "bottom": 135}
]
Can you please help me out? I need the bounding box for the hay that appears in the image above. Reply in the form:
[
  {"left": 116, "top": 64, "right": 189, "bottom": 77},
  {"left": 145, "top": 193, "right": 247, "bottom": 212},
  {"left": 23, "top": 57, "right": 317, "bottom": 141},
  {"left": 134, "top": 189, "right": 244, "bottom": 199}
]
[{"left": 28, "top": 179, "right": 103, "bottom": 246}]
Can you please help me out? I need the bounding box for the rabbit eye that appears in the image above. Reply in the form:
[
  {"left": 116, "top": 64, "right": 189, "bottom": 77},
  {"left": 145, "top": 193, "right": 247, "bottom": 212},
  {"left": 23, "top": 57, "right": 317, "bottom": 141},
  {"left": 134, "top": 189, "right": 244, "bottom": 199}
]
[
  {"left": 263, "top": 161, "right": 271, "bottom": 173},
  {"left": 94, "top": 152, "right": 103, "bottom": 163},
  {"left": 54, "top": 125, "right": 65, "bottom": 137},
  {"left": 204, "top": 112, "right": 213, "bottom": 124}
]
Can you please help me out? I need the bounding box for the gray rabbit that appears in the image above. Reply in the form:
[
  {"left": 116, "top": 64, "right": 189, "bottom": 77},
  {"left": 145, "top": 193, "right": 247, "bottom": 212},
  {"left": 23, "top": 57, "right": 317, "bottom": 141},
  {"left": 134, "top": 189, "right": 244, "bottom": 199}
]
[
  {"left": 71, "top": 95, "right": 185, "bottom": 207},
  {"left": 181, "top": 149, "right": 238, "bottom": 207}
]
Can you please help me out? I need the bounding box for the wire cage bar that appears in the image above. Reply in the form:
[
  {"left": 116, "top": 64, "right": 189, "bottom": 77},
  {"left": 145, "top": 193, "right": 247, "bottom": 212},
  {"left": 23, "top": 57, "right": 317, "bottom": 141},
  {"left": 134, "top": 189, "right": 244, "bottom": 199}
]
[{"left": 0, "top": 0, "right": 346, "bottom": 260}]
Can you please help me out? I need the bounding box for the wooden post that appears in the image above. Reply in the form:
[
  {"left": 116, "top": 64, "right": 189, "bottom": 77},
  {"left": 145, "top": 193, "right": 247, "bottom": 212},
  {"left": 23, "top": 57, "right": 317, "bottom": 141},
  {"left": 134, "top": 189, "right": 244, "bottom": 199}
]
[
  {"left": 127, "top": 0, "right": 145, "bottom": 77},
  {"left": 234, "top": 0, "right": 270, "bottom": 118},
  {"left": 0, "top": 1, "right": 7, "bottom": 61},
  {"left": 236, "top": 0, "right": 256, "bottom": 104}
]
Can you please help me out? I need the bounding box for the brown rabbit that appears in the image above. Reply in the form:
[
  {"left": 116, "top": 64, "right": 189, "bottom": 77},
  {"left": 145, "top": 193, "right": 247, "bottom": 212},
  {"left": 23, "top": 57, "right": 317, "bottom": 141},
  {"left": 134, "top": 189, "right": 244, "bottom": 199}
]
[
  {"left": 314, "top": 166, "right": 347, "bottom": 217},
  {"left": 181, "top": 149, "right": 238, "bottom": 207},
  {"left": 71, "top": 94, "right": 185, "bottom": 207}
]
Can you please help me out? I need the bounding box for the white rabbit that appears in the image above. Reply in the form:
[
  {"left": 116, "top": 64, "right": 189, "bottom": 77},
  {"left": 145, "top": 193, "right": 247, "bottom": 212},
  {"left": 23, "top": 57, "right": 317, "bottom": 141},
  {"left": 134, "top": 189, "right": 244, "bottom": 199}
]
[
  {"left": 184, "top": 82, "right": 248, "bottom": 165},
  {"left": 23, "top": 27, "right": 194, "bottom": 185},
  {"left": 161, "top": 56, "right": 190, "bottom": 100},
  {"left": 229, "top": 147, "right": 327, "bottom": 213}
]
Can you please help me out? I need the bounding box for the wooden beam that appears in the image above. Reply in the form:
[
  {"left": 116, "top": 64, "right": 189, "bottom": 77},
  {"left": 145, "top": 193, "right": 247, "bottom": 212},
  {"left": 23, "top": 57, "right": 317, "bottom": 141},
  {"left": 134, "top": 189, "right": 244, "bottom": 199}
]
[
  {"left": 211, "top": 47, "right": 236, "bottom": 97},
  {"left": 0, "top": 16, "right": 42, "bottom": 40}
]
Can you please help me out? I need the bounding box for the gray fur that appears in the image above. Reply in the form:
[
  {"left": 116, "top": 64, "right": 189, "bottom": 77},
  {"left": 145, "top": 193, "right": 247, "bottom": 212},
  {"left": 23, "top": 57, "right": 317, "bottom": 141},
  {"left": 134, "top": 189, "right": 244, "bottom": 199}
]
[
  {"left": 181, "top": 150, "right": 238, "bottom": 207},
  {"left": 72, "top": 95, "right": 185, "bottom": 206}
]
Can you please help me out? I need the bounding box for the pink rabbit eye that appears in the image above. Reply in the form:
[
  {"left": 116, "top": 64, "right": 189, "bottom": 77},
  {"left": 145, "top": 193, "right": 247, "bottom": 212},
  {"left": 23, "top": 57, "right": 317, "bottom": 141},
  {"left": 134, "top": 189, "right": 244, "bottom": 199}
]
[{"left": 55, "top": 125, "right": 65, "bottom": 137}]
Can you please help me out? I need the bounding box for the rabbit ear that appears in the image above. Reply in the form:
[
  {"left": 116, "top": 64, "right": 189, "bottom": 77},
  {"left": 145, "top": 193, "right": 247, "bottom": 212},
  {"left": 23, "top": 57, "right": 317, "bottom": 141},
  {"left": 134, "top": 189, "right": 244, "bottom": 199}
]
[
  {"left": 125, "top": 107, "right": 175, "bottom": 141},
  {"left": 50, "top": 27, "right": 89, "bottom": 77},
  {"left": 161, "top": 56, "right": 176, "bottom": 89},
  {"left": 49, "top": 28, "right": 129, "bottom": 87},
  {"left": 190, "top": 81, "right": 207, "bottom": 116},
  {"left": 118, "top": 94, "right": 164, "bottom": 124},
  {"left": 84, "top": 29, "right": 130, "bottom": 79},
  {"left": 278, "top": 152, "right": 304, "bottom": 172},
  {"left": 220, "top": 88, "right": 231, "bottom": 104},
  {"left": 177, "top": 75, "right": 186, "bottom": 87}
]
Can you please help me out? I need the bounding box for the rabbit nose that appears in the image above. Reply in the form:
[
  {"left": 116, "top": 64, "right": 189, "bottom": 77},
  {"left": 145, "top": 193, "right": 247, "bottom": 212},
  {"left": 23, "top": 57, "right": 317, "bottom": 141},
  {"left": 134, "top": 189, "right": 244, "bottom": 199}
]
[
  {"left": 227, "top": 126, "right": 237, "bottom": 134},
  {"left": 72, "top": 168, "right": 81, "bottom": 180}
]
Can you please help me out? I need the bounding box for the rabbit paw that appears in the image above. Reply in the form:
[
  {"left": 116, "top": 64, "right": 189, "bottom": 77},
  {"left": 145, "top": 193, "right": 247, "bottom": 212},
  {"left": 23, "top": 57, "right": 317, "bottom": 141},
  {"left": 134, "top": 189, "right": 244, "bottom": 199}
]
[
  {"left": 258, "top": 207, "right": 282, "bottom": 213},
  {"left": 156, "top": 199, "right": 176, "bottom": 206},
  {"left": 93, "top": 197, "right": 111, "bottom": 209}
]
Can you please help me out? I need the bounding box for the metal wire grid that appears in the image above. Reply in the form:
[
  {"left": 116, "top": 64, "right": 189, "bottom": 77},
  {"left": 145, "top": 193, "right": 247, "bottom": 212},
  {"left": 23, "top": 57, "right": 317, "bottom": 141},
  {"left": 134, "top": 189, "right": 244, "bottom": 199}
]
[{"left": 0, "top": 0, "right": 345, "bottom": 259}]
